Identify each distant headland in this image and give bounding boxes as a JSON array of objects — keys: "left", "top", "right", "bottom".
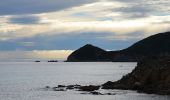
[{"left": 66, "top": 31, "right": 170, "bottom": 62}]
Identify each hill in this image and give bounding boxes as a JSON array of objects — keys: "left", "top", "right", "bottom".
[
  {"left": 67, "top": 44, "right": 110, "bottom": 62},
  {"left": 66, "top": 32, "right": 170, "bottom": 62}
]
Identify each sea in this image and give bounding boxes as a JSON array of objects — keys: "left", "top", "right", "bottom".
[{"left": 0, "top": 61, "right": 169, "bottom": 100}]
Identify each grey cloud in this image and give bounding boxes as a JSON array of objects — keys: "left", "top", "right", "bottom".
[
  {"left": 116, "top": 6, "right": 152, "bottom": 13},
  {"left": 127, "top": 13, "right": 149, "bottom": 19},
  {"left": 0, "top": 31, "right": 138, "bottom": 51},
  {"left": 117, "top": 0, "right": 170, "bottom": 12},
  {"left": 0, "top": 0, "right": 95, "bottom": 15},
  {"left": 151, "top": 21, "right": 170, "bottom": 24},
  {"left": 9, "top": 16, "right": 40, "bottom": 25},
  {"left": 110, "top": 0, "right": 170, "bottom": 19},
  {"left": 112, "top": 5, "right": 153, "bottom": 19}
]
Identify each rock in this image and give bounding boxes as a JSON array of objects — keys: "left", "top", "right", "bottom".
[
  {"left": 90, "top": 91, "right": 102, "bottom": 95},
  {"left": 58, "top": 85, "right": 66, "bottom": 88},
  {"left": 45, "top": 86, "right": 50, "bottom": 88},
  {"left": 133, "top": 82, "right": 143, "bottom": 90},
  {"left": 35, "top": 60, "right": 40, "bottom": 62},
  {"left": 53, "top": 87, "right": 66, "bottom": 91},
  {"left": 66, "top": 84, "right": 81, "bottom": 89},
  {"left": 79, "top": 85, "right": 100, "bottom": 91},
  {"left": 102, "top": 81, "right": 115, "bottom": 89},
  {"left": 48, "top": 60, "right": 58, "bottom": 62},
  {"left": 51, "top": 84, "right": 82, "bottom": 91},
  {"left": 52, "top": 85, "right": 67, "bottom": 91},
  {"left": 54, "top": 84, "right": 100, "bottom": 92},
  {"left": 105, "top": 93, "right": 116, "bottom": 95},
  {"left": 66, "top": 85, "right": 75, "bottom": 89}
]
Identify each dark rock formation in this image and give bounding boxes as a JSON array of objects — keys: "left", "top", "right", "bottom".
[
  {"left": 79, "top": 85, "right": 100, "bottom": 91},
  {"left": 90, "top": 91, "right": 103, "bottom": 95},
  {"left": 48, "top": 60, "right": 58, "bottom": 62},
  {"left": 48, "top": 84, "right": 116, "bottom": 95},
  {"left": 66, "top": 32, "right": 170, "bottom": 62},
  {"left": 35, "top": 60, "right": 40, "bottom": 62},
  {"left": 102, "top": 55, "right": 170, "bottom": 95},
  {"left": 50, "top": 84, "right": 100, "bottom": 92}
]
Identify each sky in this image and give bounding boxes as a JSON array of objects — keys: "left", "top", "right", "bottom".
[{"left": 0, "top": 0, "right": 170, "bottom": 60}]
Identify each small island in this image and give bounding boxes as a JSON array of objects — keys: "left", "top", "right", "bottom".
[
  {"left": 35, "top": 60, "right": 41, "bottom": 62},
  {"left": 48, "top": 60, "right": 58, "bottom": 62}
]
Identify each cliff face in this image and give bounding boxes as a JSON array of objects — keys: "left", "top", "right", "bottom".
[
  {"left": 102, "top": 55, "right": 170, "bottom": 95},
  {"left": 66, "top": 32, "right": 170, "bottom": 62}
]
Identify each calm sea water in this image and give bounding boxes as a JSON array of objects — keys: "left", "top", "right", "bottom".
[{"left": 0, "top": 62, "right": 169, "bottom": 100}]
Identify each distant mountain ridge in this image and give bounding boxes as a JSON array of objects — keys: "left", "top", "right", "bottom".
[{"left": 66, "top": 32, "right": 170, "bottom": 62}]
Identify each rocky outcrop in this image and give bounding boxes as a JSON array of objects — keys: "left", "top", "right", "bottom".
[
  {"left": 66, "top": 32, "right": 170, "bottom": 62},
  {"left": 79, "top": 85, "right": 100, "bottom": 91},
  {"left": 35, "top": 60, "right": 40, "bottom": 62},
  {"left": 45, "top": 84, "right": 115, "bottom": 95},
  {"left": 48, "top": 55, "right": 170, "bottom": 95},
  {"left": 102, "top": 55, "right": 170, "bottom": 95},
  {"left": 48, "top": 60, "right": 58, "bottom": 62}
]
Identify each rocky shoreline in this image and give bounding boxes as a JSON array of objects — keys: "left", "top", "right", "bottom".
[
  {"left": 46, "top": 55, "right": 170, "bottom": 95},
  {"left": 44, "top": 85, "right": 113, "bottom": 95},
  {"left": 102, "top": 55, "right": 170, "bottom": 95}
]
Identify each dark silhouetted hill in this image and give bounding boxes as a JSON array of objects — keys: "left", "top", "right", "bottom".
[
  {"left": 123, "top": 31, "right": 170, "bottom": 56},
  {"left": 66, "top": 32, "right": 170, "bottom": 62},
  {"left": 67, "top": 44, "right": 110, "bottom": 62}
]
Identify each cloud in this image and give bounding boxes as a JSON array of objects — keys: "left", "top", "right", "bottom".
[
  {"left": 115, "top": 0, "right": 170, "bottom": 12},
  {"left": 0, "top": 0, "right": 95, "bottom": 15},
  {"left": 113, "top": 6, "right": 153, "bottom": 18},
  {"left": 0, "top": 32, "right": 139, "bottom": 51},
  {"left": 0, "top": 50, "right": 73, "bottom": 60},
  {"left": 0, "top": 0, "right": 170, "bottom": 52},
  {"left": 31, "top": 50, "right": 73, "bottom": 59},
  {"left": 9, "top": 15, "right": 40, "bottom": 25}
]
